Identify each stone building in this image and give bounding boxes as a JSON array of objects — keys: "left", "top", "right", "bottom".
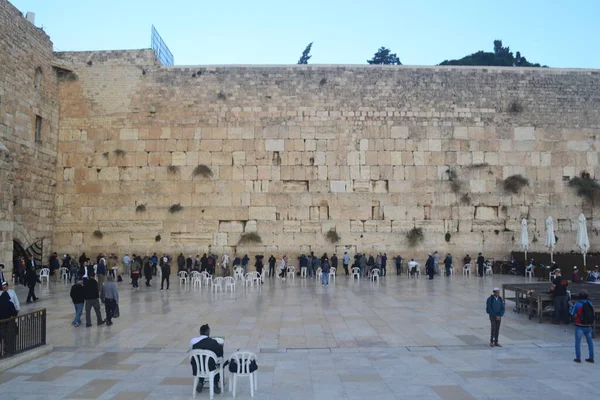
[
  {"left": 1, "top": 0, "right": 600, "bottom": 276},
  {"left": 0, "top": 0, "right": 59, "bottom": 275}
]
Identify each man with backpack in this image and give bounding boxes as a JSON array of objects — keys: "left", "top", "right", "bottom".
[{"left": 571, "top": 290, "right": 594, "bottom": 363}]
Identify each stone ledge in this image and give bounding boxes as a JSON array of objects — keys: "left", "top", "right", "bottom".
[{"left": 0, "top": 344, "right": 54, "bottom": 373}]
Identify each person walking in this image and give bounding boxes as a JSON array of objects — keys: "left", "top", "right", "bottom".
[
  {"left": 425, "top": 254, "right": 435, "bottom": 280},
  {"left": 486, "top": 287, "right": 505, "bottom": 347},
  {"left": 83, "top": 273, "right": 105, "bottom": 327},
  {"left": 144, "top": 259, "right": 153, "bottom": 287},
  {"left": 395, "top": 255, "right": 402, "bottom": 276},
  {"left": 551, "top": 269, "right": 569, "bottom": 324},
  {"left": 160, "top": 261, "right": 171, "bottom": 290},
  {"left": 70, "top": 278, "right": 85, "bottom": 327},
  {"left": 101, "top": 275, "right": 119, "bottom": 326},
  {"left": 477, "top": 253, "right": 485, "bottom": 277},
  {"left": 444, "top": 253, "right": 453, "bottom": 276},
  {"left": 342, "top": 251, "right": 350, "bottom": 276},
  {"left": 131, "top": 257, "right": 141, "bottom": 290},
  {"left": 278, "top": 255, "right": 288, "bottom": 280},
  {"left": 25, "top": 266, "right": 40, "bottom": 303},
  {"left": 571, "top": 290, "right": 595, "bottom": 363}
]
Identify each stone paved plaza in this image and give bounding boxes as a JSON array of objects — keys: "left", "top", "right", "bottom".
[{"left": 0, "top": 273, "right": 597, "bottom": 399}]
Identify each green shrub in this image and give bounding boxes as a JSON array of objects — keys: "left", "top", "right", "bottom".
[
  {"left": 407, "top": 227, "right": 424, "bottom": 247},
  {"left": 503, "top": 174, "right": 529, "bottom": 194},
  {"left": 326, "top": 229, "right": 341, "bottom": 243},
  {"left": 168, "top": 203, "right": 183, "bottom": 213},
  {"left": 238, "top": 232, "right": 262, "bottom": 245}
]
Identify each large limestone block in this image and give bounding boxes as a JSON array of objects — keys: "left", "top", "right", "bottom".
[
  {"left": 219, "top": 221, "right": 244, "bottom": 233},
  {"left": 391, "top": 126, "right": 409, "bottom": 139},
  {"left": 249, "top": 206, "right": 277, "bottom": 220},
  {"left": 329, "top": 204, "right": 371, "bottom": 220},
  {"left": 383, "top": 206, "right": 406, "bottom": 220},
  {"left": 265, "top": 139, "right": 285, "bottom": 152},
  {"left": 330, "top": 180, "right": 347, "bottom": 193},
  {"left": 515, "top": 127, "right": 535, "bottom": 140},
  {"left": 120, "top": 128, "right": 138, "bottom": 140},
  {"left": 475, "top": 206, "right": 497, "bottom": 220}
]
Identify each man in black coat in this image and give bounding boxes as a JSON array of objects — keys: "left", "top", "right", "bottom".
[
  {"left": 190, "top": 324, "right": 225, "bottom": 394},
  {"left": 25, "top": 266, "right": 40, "bottom": 303},
  {"left": 477, "top": 253, "right": 485, "bottom": 277},
  {"left": 425, "top": 254, "right": 435, "bottom": 280},
  {"left": 160, "top": 263, "right": 170, "bottom": 290},
  {"left": 83, "top": 273, "right": 104, "bottom": 327}
]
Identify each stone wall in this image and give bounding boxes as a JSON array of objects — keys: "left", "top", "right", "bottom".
[
  {"left": 0, "top": 0, "right": 60, "bottom": 273},
  {"left": 52, "top": 53, "right": 600, "bottom": 261}
]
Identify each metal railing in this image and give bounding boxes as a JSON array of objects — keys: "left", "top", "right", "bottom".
[{"left": 0, "top": 308, "right": 46, "bottom": 359}]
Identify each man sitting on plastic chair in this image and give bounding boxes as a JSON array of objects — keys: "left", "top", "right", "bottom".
[{"left": 190, "top": 324, "right": 228, "bottom": 394}]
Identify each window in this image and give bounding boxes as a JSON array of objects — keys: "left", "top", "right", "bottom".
[
  {"left": 34, "top": 67, "right": 42, "bottom": 89},
  {"left": 35, "top": 115, "right": 42, "bottom": 142}
]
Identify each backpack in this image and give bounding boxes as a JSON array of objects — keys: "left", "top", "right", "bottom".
[{"left": 581, "top": 302, "right": 595, "bottom": 325}]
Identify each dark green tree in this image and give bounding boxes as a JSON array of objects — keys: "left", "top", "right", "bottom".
[
  {"left": 367, "top": 47, "right": 402, "bottom": 65},
  {"left": 298, "top": 42, "right": 313, "bottom": 64},
  {"left": 439, "top": 40, "right": 546, "bottom": 67}
]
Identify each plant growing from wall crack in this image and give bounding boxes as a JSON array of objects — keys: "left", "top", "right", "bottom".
[
  {"left": 93, "top": 230, "right": 103, "bottom": 239},
  {"left": 503, "top": 174, "right": 529, "bottom": 194},
  {"left": 114, "top": 149, "right": 126, "bottom": 156},
  {"left": 407, "top": 227, "right": 424, "bottom": 247},
  {"left": 568, "top": 171, "right": 600, "bottom": 202},
  {"left": 135, "top": 204, "right": 146, "bottom": 213},
  {"left": 326, "top": 229, "right": 341, "bottom": 243},
  {"left": 168, "top": 203, "right": 183, "bottom": 213},
  {"left": 238, "top": 232, "right": 262, "bottom": 245},
  {"left": 193, "top": 164, "right": 213, "bottom": 178}
]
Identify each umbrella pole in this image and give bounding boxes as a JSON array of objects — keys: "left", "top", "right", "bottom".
[
  {"left": 524, "top": 249, "right": 527, "bottom": 264},
  {"left": 550, "top": 248, "right": 553, "bottom": 264},
  {"left": 583, "top": 252, "right": 587, "bottom": 268}
]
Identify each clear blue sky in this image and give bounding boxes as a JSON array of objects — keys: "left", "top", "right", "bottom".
[{"left": 10, "top": 0, "right": 600, "bottom": 68}]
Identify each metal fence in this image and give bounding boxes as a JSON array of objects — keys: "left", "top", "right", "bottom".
[
  {"left": 0, "top": 308, "right": 46, "bottom": 359},
  {"left": 151, "top": 25, "right": 174, "bottom": 66}
]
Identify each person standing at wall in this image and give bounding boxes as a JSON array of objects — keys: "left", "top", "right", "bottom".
[
  {"left": 25, "top": 266, "right": 40, "bottom": 303},
  {"left": 486, "top": 288, "right": 505, "bottom": 347},
  {"left": 70, "top": 278, "right": 84, "bottom": 327},
  {"left": 321, "top": 255, "right": 330, "bottom": 286},
  {"left": 444, "top": 253, "right": 453, "bottom": 276},
  {"left": 432, "top": 251, "right": 440, "bottom": 275},
  {"left": 131, "top": 257, "right": 141, "bottom": 290},
  {"left": 83, "top": 273, "right": 104, "bottom": 327},
  {"left": 278, "top": 255, "right": 288, "bottom": 280},
  {"left": 241, "top": 254, "right": 249, "bottom": 275},
  {"left": 343, "top": 251, "right": 350, "bottom": 276},
  {"left": 101, "top": 275, "right": 119, "bottom": 326},
  {"left": 177, "top": 253, "right": 186, "bottom": 273},
  {"left": 122, "top": 254, "right": 131, "bottom": 275},
  {"left": 395, "top": 255, "right": 402, "bottom": 276},
  {"left": 381, "top": 253, "right": 387, "bottom": 277},
  {"left": 331, "top": 253, "right": 338, "bottom": 276},
  {"left": 97, "top": 254, "right": 107, "bottom": 290},
  {"left": 425, "top": 254, "right": 435, "bottom": 280},
  {"left": 477, "top": 253, "right": 485, "bottom": 277},
  {"left": 160, "top": 261, "right": 171, "bottom": 290},
  {"left": 268, "top": 255, "right": 276, "bottom": 278}
]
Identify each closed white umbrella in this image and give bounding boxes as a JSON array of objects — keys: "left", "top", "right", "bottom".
[
  {"left": 577, "top": 213, "right": 590, "bottom": 268},
  {"left": 520, "top": 218, "right": 529, "bottom": 263},
  {"left": 545, "top": 216, "right": 556, "bottom": 263}
]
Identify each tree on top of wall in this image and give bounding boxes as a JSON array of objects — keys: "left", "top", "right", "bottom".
[
  {"left": 367, "top": 47, "right": 402, "bottom": 65},
  {"left": 439, "top": 40, "right": 547, "bottom": 67},
  {"left": 298, "top": 42, "right": 313, "bottom": 64}
]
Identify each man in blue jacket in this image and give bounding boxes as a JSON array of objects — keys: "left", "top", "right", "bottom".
[{"left": 486, "top": 287, "right": 505, "bottom": 347}]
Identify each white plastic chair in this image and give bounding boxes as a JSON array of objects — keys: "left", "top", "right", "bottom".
[
  {"left": 371, "top": 269, "right": 380, "bottom": 282},
  {"left": 212, "top": 277, "right": 224, "bottom": 293},
  {"left": 484, "top": 262, "right": 493, "bottom": 277},
  {"left": 202, "top": 272, "right": 213, "bottom": 287},
  {"left": 39, "top": 268, "right": 50, "bottom": 285},
  {"left": 243, "top": 273, "right": 254, "bottom": 288},
  {"left": 179, "top": 271, "right": 189, "bottom": 287},
  {"left": 329, "top": 267, "right": 336, "bottom": 284},
  {"left": 59, "top": 267, "right": 69, "bottom": 283},
  {"left": 463, "top": 263, "right": 471, "bottom": 276},
  {"left": 300, "top": 267, "right": 307, "bottom": 278},
  {"left": 93, "top": 264, "right": 98, "bottom": 275},
  {"left": 228, "top": 351, "right": 258, "bottom": 397},
  {"left": 315, "top": 267, "right": 322, "bottom": 281},
  {"left": 351, "top": 267, "right": 360, "bottom": 281},
  {"left": 254, "top": 272, "right": 263, "bottom": 285},
  {"left": 224, "top": 276, "right": 236, "bottom": 292},
  {"left": 286, "top": 266, "right": 295, "bottom": 281},
  {"left": 408, "top": 263, "right": 420, "bottom": 279},
  {"left": 234, "top": 267, "right": 244, "bottom": 281},
  {"left": 525, "top": 267, "right": 534, "bottom": 279},
  {"left": 549, "top": 270, "right": 556, "bottom": 282},
  {"left": 191, "top": 271, "right": 202, "bottom": 289},
  {"left": 190, "top": 350, "right": 225, "bottom": 399}
]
